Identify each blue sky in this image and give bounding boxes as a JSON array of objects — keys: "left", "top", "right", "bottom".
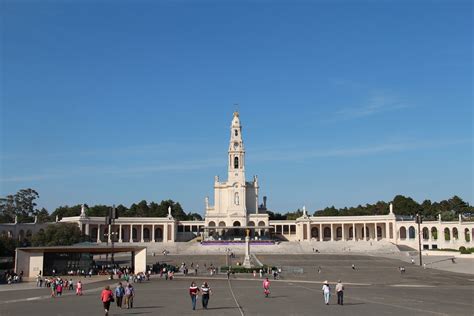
[{"left": 1, "top": 0, "right": 472, "bottom": 215}]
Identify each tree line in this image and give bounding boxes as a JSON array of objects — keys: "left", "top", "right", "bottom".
[
  {"left": 0, "top": 188, "right": 202, "bottom": 224},
  {"left": 268, "top": 195, "right": 473, "bottom": 221},
  {"left": 1, "top": 189, "right": 472, "bottom": 224}
]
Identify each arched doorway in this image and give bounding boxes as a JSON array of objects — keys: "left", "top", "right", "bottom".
[
  {"left": 399, "top": 227, "right": 407, "bottom": 239},
  {"left": 465, "top": 228, "right": 470, "bottom": 242},
  {"left": 444, "top": 228, "right": 450, "bottom": 241},
  {"left": 431, "top": 227, "right": 438, "bottom": 240},
  {"left": 336, "top": 227, "right": 342, "bottom": 240},
  {"left": 208, "top": 221, "right": 216, "bottom": 238},
  {"left": 377, "top": 226, "right": 382, "bottom": 238},
  {"left": 452, "top": 228, "right": 458, "bottom": 240},
  {"left": 311, "top": 227, "right": 319, "bottom": 239},
  {"left": 233, "top": 221, "right": 242, "bottom": 237},
  {"left": 422, "top": 227, "right": 429, "bottom": 240},
  {"left": 349, "top": 227, "right": 354, "bottom": 239},
  {"left": 143, "top": 228, "right": 150, "bottom": 241},
  {"left": 323, "top": 227, "right": 331, "bottom": 240},
  {"left": 408, "top": 226, "right": 416, "bottom": 239},
  {"left": 18, "top": 230, "right": 25, "bottom": 241},
  {"left": 132, "top": 228, "right": 138, "bottom": 242},
  {"left": 154, "top": 227, "right": 163, "bottom": 241}
]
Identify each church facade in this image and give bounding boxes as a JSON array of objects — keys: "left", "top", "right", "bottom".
[
  {"left": 203, "top": 112, "right": 269, "bottom": 238},
  {"left": 1, "top": 112, "right": 473, "bottom": 250}
]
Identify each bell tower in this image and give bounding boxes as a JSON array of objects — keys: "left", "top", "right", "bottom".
[{"left": 228, "top": 111, "right": 245, "bottom": 184}]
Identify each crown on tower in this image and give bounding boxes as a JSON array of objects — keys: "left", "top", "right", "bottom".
[{"left": 233, "top": 111, "right": 239, "bottom": 117}]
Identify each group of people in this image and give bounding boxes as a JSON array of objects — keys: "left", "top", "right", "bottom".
[
  {"left": 3, "top": 270, "right": 22, "bottom": 284},
  {"left": 321, "top": 280, "right": 345, "bottom": 305},
  {"left": 189, "top": 281, "right": 212, "bottom": 310},
  {"left": 46, "top": 277, "right": 83, "bottom": 297},
  {"left": 100, "top": 282, "right": 135, "bottom": 315}
]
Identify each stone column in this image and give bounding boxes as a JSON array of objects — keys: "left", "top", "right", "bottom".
[
  {"left": 319, "top": 223, "right": 323, "bottom": 241},
  {"left": 85, "top": 223, "right": 90, "bottom": 236},
  {"left": 163, "top": 224, "right": 168, "bottom": 243},
  {"left": 97, "top": 224, "right": 101, "bottom": 243},
  {"left": 171, "top": 223, "right": 176, "bottom": 242},
  {"left": 306, "top": 222, "right": 311, "bottom": 241},
  {"left": 342, "top": 224, "right": 345, "bottom": 241},
  {"left": 353, "top": 223, "right": 356, "bottom": 241},
  {"left": 108, "top": 225, "right": 112, "bottom": 243},
  {"left": 330, "top": 224, "right": 334, "bottom": 241},
  {"left": 363, "top": 223, "right": 367, "bottom": 241},
  {"left": 141, "top": 225, "right": 144, "bottom": 242},
  {"left": 152, "top": 225, "right": 155, "bottom": 242},
  {"left": 130, "top": 225, "right": 134, "bottom": 243},
  {"left": 119, "top": 224, "right": 122, "bottom": 243}
]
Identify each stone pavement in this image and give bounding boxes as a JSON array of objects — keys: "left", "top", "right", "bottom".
[{"left": 1, "top": 254, "right": 473, "bottom": 315}]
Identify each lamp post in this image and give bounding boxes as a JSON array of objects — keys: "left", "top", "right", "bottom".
[
  {"left": 416, "top": 213, "right": 423, "bottom": 266},
  {"left": 104, "top": 205, "right": 119, "bottom": 279}
]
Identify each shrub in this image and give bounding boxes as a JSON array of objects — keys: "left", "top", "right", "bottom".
[{"left": 220, "top": 265, "right": 275, "bottom": 273}]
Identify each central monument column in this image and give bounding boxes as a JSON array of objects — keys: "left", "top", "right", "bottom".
[{"left": 243, "top": 229, "right": 252, "bottom": 268}]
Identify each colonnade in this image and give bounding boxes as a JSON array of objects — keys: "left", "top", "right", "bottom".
[{"left": 83, "top": 223, "right": 174, "bottom": 243}]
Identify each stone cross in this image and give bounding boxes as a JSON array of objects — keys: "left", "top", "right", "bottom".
[
  {"left": 303, "top": 205, "right": 307, "bottom": 216},
  {"left": 389, "top": 203, "right": 393, "bottom": 214}
]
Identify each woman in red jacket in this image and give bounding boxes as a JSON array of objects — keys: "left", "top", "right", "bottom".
[
  {"left": 189, "top": 281, "right": 200, "bottom": 310},
  {"left": 101, "top": 285, "right": 114, "bottom": 316}
]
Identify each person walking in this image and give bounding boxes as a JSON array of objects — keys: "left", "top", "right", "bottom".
[
  {"left": 124, "top": 283, "right": 135, "bottom": 309},
  {"left": 76, "top": 280, "right": 83, "bottom": 295},
  {"left": 56, "top": 282, "right": 63, "bottom": 296},
  {"left": 201, "top": 282, "right": 212, "bottom": 309},
  {"left": 263, "top": 277, "right": 271, "bottom": 297},
  {"left": 100, "top": 285, "right": 114, "bottom": 316},
  {"left": 322, "top": 281, "right": 331, "bottom": 305},
  {"left": 336, "top": 280, "right": 344, "bottom": 305},
  {"left": 115, "top": 282, "right": 125, "bottom": 308},
  {"left": 36, "top": 274, "right": 42, "bottom": 287},
  {"left": 189, "top": 281, "right": 200, "bottom": 310},
  {"left": 69, "top": 279, "right": 74, "bottom": 291}
]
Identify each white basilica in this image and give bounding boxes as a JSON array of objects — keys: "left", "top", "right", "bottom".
[
  {"left": 203, "top": 112, "right": 269, "bottom": 238},
  {"left": 1, "top": 112, "right": 473, "bottom": 251}
]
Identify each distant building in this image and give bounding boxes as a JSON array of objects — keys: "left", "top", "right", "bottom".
[{"left": 2, "top": 112, "right": 473, "bottom": 250}]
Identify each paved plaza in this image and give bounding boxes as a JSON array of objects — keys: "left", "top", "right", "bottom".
[{"left": 1, "top": 254, "right": 473, "bottom": 316}]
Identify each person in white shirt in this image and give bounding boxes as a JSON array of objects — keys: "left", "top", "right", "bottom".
[{"left": 322, "top": 281, "right": 331, "bottom": 305}]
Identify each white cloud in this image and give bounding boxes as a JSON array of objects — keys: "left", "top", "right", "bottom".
[{"left": 331, "top": 92, "right": 409, "bottom": 121}]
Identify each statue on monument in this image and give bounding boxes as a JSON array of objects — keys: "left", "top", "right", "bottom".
[{"left": 168, "top": 206, "right": 172, "bottom": 217}]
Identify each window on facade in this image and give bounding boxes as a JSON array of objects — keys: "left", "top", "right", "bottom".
[
  {"left": 235, "top": 129, "right": 238, "bottom": 136},
  {"left": 234, "top": 157, "right": 239, "bottom": 169}
]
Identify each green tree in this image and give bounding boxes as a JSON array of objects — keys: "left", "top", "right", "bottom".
[
  {"left": 0, "top": 236, "right": 20, "bottom": 257},
  {"left": 50, "top": 205, "right": 81, "bottom": 220},
  {"left": 392, "top": 195, "right": 420, "bottom": 216},
  {"left": 87, "top": 205, "right": 111, "bottom": 217},
  {"left": 0, "top": 188, "right": 40, "bottom": 223},
  {"left": 286, "top": 209, "right": 303, "bottom": 220},
  {"left": 267, "top": 211, "right": 286, "bottom": 220},
  {"left": 36, "top": 208, "right": 52, "bottom": 223},
  {"left": 31, "top": 223, "right": 85, "bottom": 246}
]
